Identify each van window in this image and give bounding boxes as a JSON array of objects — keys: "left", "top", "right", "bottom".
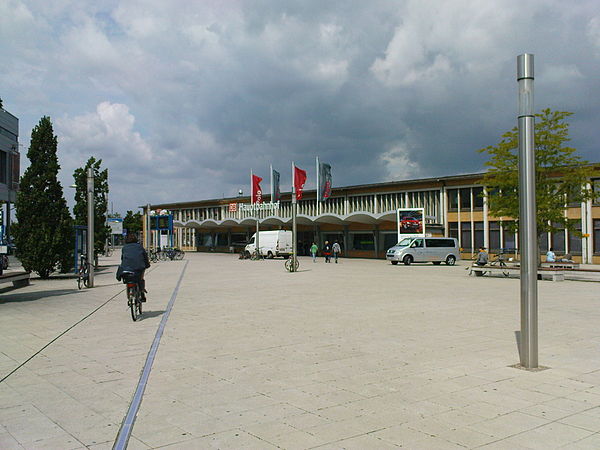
[
  {"left": 426, "top": 238, "right": 456, "bottom": 248},
  {"left": 398, "top": 238, "right": 413, "bottom": 246},
  {"left": 411, "top": 239, "right": 424, "bottom": 248}
]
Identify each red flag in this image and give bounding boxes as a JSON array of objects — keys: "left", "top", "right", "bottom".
[
  {"left": 294, "top": 166, "right": 307, "bottom": 200},
  {"left": 252, "top": 174, "right": 263, "bottom": 204}
]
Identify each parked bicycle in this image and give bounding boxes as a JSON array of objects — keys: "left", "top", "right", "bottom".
[
  {"left": 474, "top": 249, "right": 510, "bottom": 277},
  {"left": 149, "top": 248, "right": 160, "bottom": 263},
  {"left": 121, "top": 270, "right": 143, "bottom": 321},
  {"left": 77, "top": 254, "right": 90, "bottom": 289},
  {"left": 284, "top": 256, "right": 299, "bottom": 272},
  {"left": 160, "top": 247, "right": 185, "bottom": 261}
]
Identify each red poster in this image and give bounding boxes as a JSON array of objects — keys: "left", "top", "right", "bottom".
[
  {"left": 252, "top": 174, "right": 263, "bottom": 204},
  {"left": 294, "top": 166, "right": 307, "bottom": 200}
]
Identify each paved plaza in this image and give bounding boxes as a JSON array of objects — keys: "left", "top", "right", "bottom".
[{"left": 1, "top": 252, "right": 600, "bottom": 449}]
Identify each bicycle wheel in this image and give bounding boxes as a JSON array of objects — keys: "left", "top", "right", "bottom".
[
  {"left": 175, "top": 250, "right": 185, "bottom": 260},
  {"left": 129, "top": 287, "right": 140, "bottom": 321},
  {"left": 82, "top": 267, "right": 89, "bottom": 288},
  {"left": 500, "top": 262, "right": 510, "bottom": 277},
  {"left": 77, "top": 272, "right": 83, "bottom": 289},
  {"left": 285, "top": 258, "right": 299, "bottom": 272},
  {"left": 136, "top": 291, "right": 143, "bottom": 317}
]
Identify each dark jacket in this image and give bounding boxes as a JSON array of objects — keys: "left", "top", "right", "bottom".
[{"left": 120, "top": 243, "right": 150, "bottom": 272}]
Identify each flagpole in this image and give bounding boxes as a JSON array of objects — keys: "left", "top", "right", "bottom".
[
  {"left": 316, "top": 156, "right": 320, "bottom": 216},
  {"left": 251, "top": 169, "right": 260, "bottom": 259},
  {"left": 292, "top": 161, "right": 297, "bottom": 273},
  {"left": 270, "top": 164, "right": 273, "bottom": 201}
]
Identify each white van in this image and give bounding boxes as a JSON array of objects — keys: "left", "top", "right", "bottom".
[
  {"left": 245, "top": 230, "right": 292, "bottom": 259},
  {"left": 386, "top": 237, "right": 460, "bottom": 266}
]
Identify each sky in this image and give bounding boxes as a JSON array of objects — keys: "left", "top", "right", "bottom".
[{"left": 2, "top": 0, "right": 600, "bottom": 215}]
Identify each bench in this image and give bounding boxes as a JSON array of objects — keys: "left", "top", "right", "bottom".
[
  {"left": 0, "top": 271, "right": 31, "bottom": 288},
  {"left": 469, "top": 264, "right": 565, "bottom": 281},
  {"left": 541, "top": 262, "right": 580, "bottom": 270}
]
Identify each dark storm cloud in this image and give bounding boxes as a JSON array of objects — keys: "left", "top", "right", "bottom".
[{"left": 2, "top": 0, "right": 600, "bottom": 213}]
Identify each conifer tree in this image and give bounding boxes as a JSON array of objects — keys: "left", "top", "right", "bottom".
[
  {"left": 73, "top": 157, "right": 109, "bottom": 264},
  {"left": 14, "top": 116, "right": 73, "bottom": 277}
]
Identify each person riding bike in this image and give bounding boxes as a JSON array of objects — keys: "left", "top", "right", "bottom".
[{"left": 117, "top": 234, "right": 150, "bottom": 301}]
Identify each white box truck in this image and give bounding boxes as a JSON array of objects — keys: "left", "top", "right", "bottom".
[{"left": 245, "top": 230, "right": 292, "bottom": 259}]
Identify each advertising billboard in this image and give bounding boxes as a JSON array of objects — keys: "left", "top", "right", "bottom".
[
  {"left": 107, "top": 217, "right": 123, "bottom": 235},
  {"left": 397, "top": 208, "right": 425, "bottom": 241}
]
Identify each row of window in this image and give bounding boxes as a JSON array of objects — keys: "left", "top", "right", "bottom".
[
  {"left": 447, "top": 187, "right": 484, "bottom": 210},
  {"left": 448, "top": 221, "right": 600, "bottom": 254}
]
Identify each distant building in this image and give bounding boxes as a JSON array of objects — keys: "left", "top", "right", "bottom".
[
  {"left": 146, "top": 166, "right": 600, "bottom": 264},
  {"left": 0, "top": 105, "right": 20, "bottom": 239}
]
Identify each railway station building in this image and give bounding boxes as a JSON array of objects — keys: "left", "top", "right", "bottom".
[{"left": 145, "top": 166, "right": 600, "bottom": 264}]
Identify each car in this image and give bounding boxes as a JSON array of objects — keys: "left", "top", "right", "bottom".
[{"left": 400, "top": 217, "right": 422, "bottom": 233}]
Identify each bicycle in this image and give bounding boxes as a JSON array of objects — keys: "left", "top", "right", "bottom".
[
  {"left": 104, "top": 246, "right": 113, "bottom": 257},
  {"left": 77, "top": 254, "right": 90, "bottom": 289},
  {"left": 284, "top": 256, "right": 299, "bottom": 272},
  {"left": 121, "top": 271, "right": 143, "bottom": 321},
  {"left": 174, "top": 248, "right": 185, "bottom": 260},
  {"left": 149, "top": 248, "right": 160, "bottom": 263}
]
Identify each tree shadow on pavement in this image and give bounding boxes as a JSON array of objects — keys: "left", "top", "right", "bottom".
[
  {"left": 138, "top": 310, "right": 165, "bottom": 320},
  {"left": 0, "top": 288, "right": 81, "bottom": 304}
]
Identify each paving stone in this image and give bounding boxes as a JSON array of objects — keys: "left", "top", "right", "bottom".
[{"left": 2, "top": 252, "right": 600, "bottom": 448}]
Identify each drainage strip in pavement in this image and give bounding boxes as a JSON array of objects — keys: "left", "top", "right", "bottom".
[{"left": 113, "top": 261, "right": 189, "bottom": 450}]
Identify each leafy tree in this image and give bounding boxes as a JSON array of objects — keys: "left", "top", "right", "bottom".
[
  {"left": 73, "top": 157, "right": 109, "bottom": 263},
  {"left": 123, "top": 210, "right": 143, "bottom": 234},
  {"left": 478, "top": 108, "right": 594, "bottom": 235},
  {"left": 14, "top": 116, "right": 73, "bottom": 277}
]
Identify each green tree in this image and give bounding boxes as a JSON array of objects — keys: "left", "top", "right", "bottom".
[
  {"left": 123, "top": 210, "right": 143, "bottom": 234},
  {"left": 479, "top": 108, "right": 593, "bottom": 235},
  {"left": 14, "top": 116, "right": 73, "bottom": 277},
  {"left": 73, "top": 157, "right": 109, "bottom": 263}
]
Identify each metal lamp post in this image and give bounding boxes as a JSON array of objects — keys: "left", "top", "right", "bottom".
[
  {"left": 87, "top": 168, "right": 95, "bottom": 288},
  {"left": 291, "top": 163, "right": 297, "bottom": 272},
  {"left": 517, "top": 53, "right": 538, "bottom": 369}
]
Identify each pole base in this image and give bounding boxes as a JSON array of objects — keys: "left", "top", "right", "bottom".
[{"left": 509, "top": 363, "right": 549, "bottom": 372}]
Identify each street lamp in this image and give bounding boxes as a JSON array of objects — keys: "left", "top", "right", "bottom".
[{"left": 87, "top": 168, "right": 94, "bottom": 287}]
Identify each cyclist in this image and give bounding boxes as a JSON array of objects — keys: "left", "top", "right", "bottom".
[{"left": 117, "top": 234, "right": 150, "bottom": 302}]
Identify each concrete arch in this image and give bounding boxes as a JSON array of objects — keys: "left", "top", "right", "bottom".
[
  {"left": 375, "top": 211, "right": 398, "bottom": 223},
  {"left": 344, "top": 212, "right": 378, "bottom": 224},
  {"left": 314, "top": 214, "right": 345, "bottom": 225},
  {"left": 261, "top": 216, "right": 287, "bottom": 226}
]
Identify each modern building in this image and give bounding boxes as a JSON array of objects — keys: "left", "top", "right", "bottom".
[
  {"left": 0, "top": 105, "right": 20, "bottom": 239},
  {"left": 145, "top": 166, "right": 600, "bottom": 264}
]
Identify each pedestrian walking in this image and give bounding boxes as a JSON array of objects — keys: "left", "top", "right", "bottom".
[
  {"left": 310, "top": 242, "right": 318, "bottom": 263},
  {"left": 322, "top": 241, "right": 332, "bottom": 263},
  {"left": 332, "top": 241, "right": 341, "bottom": 263}
]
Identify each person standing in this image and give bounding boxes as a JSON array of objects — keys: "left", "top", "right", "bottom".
[
  {"left": 322, "top": 241, "right": 332, "bottom": 263},
  {"left": 332, "top": 241, "right": 341, "bottom": 263},
  {"left": 310, "top": 242, "right": 318, "bottom": 263}
]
